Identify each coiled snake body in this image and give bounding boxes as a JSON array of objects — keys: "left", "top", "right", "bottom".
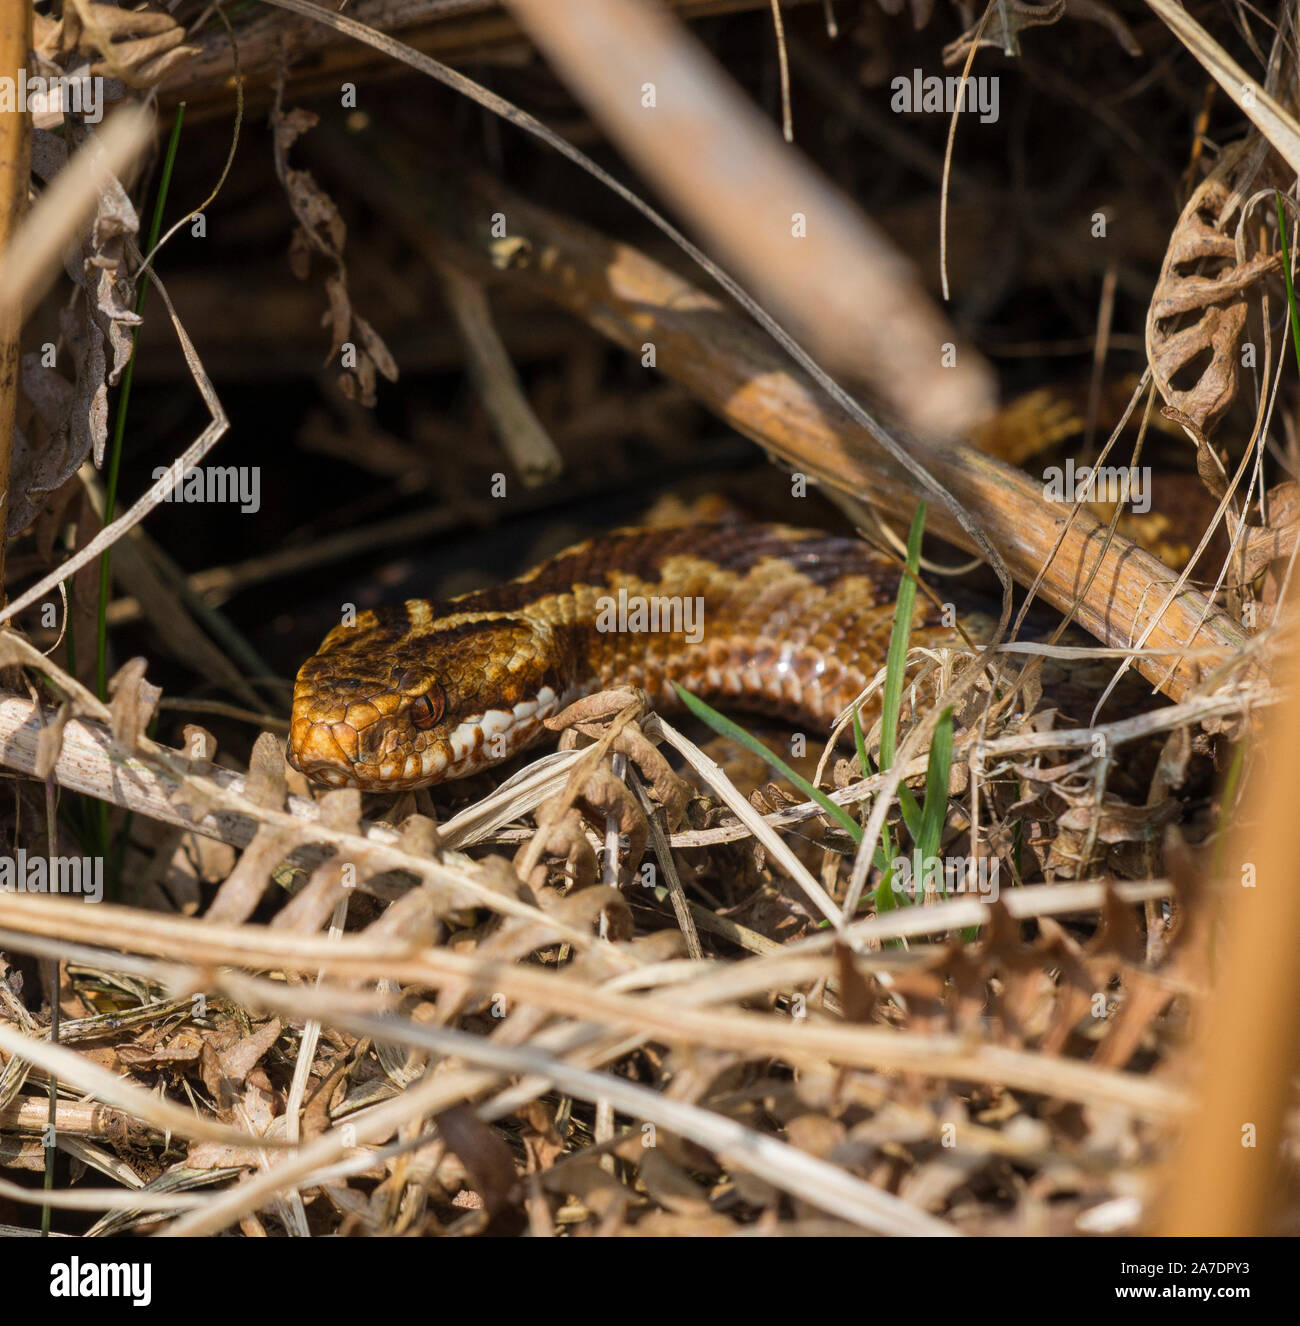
[{"left": 288, "top": 523, "right": 961, "bottom": 791}]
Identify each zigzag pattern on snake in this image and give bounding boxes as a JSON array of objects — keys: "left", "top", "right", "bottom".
[{"left": 287, "top": 523, "right": 982, "bottom": 791}]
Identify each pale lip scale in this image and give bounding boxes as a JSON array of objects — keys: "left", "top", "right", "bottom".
[{"left": 291, "top": 685, "right": 561, "bottom": 790}]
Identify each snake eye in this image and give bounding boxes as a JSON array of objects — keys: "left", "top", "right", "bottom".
[{"left": 409, "top": 686, "right": 445, "bottom": 731}]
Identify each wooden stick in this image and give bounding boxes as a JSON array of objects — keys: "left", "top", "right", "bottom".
[{"left": 0, "top": 694, "right": 280, "bottom": 850}]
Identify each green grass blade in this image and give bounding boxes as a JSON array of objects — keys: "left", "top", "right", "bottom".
[
  {"left": 868, "top": 503, "right": 926, "bottom": 911},
  {"left": 878, "top": 502, "right": 926, "bottom": 772},
  {"left": 1276, "top": 191, "right": 1300, "bottom": 387},
  {"left": 852, "top": 701, "right": 923, "bottom": 839},
  {"left": 672, "top": 683, "right": 873, "bottom": 849},
  {"left": 852, "top": 703, "right": 871, "bottom": 779},
  {"left": 917, "top": 707, "right": 954, "bottom": 861},
  {"left": 874, "top": 826, "right": 901, "bottom": 911},
  {"left": 96, "top": 103, "right": 186, "bottom": 701},
  {"left": 897, "top": 782, "right": 923, "bottom": 843},
  {"left": 915, "top": 707, "right": 954, "bottom": 897}
]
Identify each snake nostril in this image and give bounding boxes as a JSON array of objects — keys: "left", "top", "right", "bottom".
[
  {"left": 357, "top": 718, "right": 397, "bottom": 761},
  {"left": 330, "top": 722, "right": 359, "bottom": 762}
]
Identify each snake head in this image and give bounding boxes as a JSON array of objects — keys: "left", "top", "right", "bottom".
[{"left": 287, "top": 604, "right": 563, "bottom": 790}]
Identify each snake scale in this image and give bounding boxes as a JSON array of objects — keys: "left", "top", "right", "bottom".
[{"left": 288, "top": 523, "right": 972, "bottom": 791}]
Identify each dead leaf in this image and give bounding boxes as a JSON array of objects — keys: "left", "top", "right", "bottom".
[
  {"left": 107, "top": 657, "right": 160, "bottom": 748},
  {"left": 12, "top": 126, "right": 142, "bottom": 535},
  {"left": 944, "top": 0, "right": 1066, "bottom": 62},
  {"left": 59, "top": 1, "right": 196, "bottom": 87},
  {"left": 434, "top": 1104, "right": 519, "bottom": 1216},
  {"left": 1146, "top": 138, "right": 1280, "bottom": 439},
  {"left": 270, "top": 85, "right": 398, "bottom": 408},
  {"left": 218, "top": 1018, "right": 283, "bottom": 1088}
]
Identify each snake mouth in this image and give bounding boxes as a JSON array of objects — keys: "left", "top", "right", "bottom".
[
  {"left": 288, "top": 709, "right": 458, "bottom": 790},
  {"left": 294, "top": 763, "right": 353, "bottom": 788},
  {"left": 286, "top": 718, "right": 363, "bottom": 785}
]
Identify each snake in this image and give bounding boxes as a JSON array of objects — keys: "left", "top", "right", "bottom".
[{"left": 287, "top": 522, "right": 968, "bottom": 791}]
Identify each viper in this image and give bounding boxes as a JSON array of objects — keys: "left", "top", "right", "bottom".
[{"left": 287, "top": 522, "right": 973, "bottom": 791}]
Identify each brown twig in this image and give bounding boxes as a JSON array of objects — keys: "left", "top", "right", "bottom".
[{"left": 434, "top": 257, "right": 563, "bottom": 485}]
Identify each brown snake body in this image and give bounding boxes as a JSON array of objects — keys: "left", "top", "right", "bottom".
[{"left": 288, "top": 523, "right": 969, "bottom": 790}]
